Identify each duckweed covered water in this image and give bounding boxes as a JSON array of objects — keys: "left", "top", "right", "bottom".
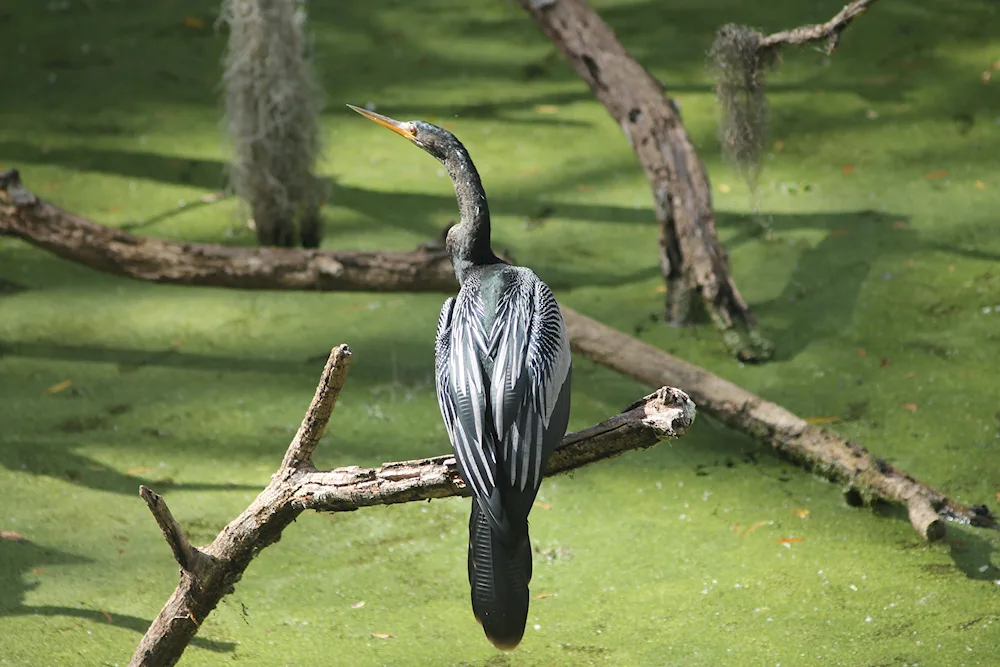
[{"left": 2, "top": 0, "right": 999, "bottom": 665}]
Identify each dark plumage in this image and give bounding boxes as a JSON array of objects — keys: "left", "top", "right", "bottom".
[{"left": 349, "top": 105, "right": 572, "bottom": 650}]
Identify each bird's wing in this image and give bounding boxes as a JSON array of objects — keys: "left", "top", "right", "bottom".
[
  {"left": 489, "top": 274, "right": 571, "bottom": 492},
  {"left": 435, "top": 294, "right": 497, "bottom": 506}
]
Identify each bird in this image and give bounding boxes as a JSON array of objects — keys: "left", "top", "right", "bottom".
[{"left": 349, "top": 104, "right": 572, "bottom": 650}]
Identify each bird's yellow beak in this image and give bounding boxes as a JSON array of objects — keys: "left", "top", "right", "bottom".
[{"left": 347, "top": 104, "right": 416, "bottom": 142}]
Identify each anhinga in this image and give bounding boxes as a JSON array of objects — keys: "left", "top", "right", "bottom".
[{"left": 349, "top": 104, "right": 572, "bottom": 650}]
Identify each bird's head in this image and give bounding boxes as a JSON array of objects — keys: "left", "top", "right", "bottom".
[{"left": 348, "top": 104, "right": 459, "bottom": 163}]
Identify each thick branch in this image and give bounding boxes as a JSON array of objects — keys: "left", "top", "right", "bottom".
[
  {"left": 759, "top": 0, "right": 881, "bottom": 53},
  {"left": 129, "top": 345, "right": 694, "bottom": 667},
  {"left": 517, "top": 0, "right": 771, "bottom": 362},
  {"left": 0, "top": 169, "right": 459, "bottom": 293},
  {"left": 561, "top": 308, "right": 996, "bottom": 539},
  {"left": 293, "top": 386, "right": 695, "bottom": 511}
]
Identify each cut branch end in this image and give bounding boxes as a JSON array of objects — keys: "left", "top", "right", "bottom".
[{"left": 907, "top": 499, "right": 946, "bottom": 542}]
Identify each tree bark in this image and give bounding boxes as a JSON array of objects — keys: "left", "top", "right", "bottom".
[
  {"left": 0, "top": 170, "right": 459, "bottom": 293},
  {"left": 759, "top": 0, "right": 881, "bottom": 53},
  {"left": 561, "top": 308, "right": 995, "bottom": 539},
  {"left": 517, "top": 0, "right": 772, "bottom": 362},
  {"left": 2, "top": 169, "right": 994, "bottom": 542},
  {"left": 129, "top": 345, "right": 695, "bottom": 666}
]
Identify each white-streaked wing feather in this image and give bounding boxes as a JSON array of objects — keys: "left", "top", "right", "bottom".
[
  {"left": 437, "top": 292, "right": 496, "bottom": 502},
  {"left": 524, "top": 279, "right": 570, "bottom": 488},
  {"left": 488, "top": 280, "right": 532, "bottom": 456},
  {"left": 528, "top": 280, "right": 571, "bottom": 428},
  {"left": 488, "top": 270, "right": 571, "bottom": 491}
]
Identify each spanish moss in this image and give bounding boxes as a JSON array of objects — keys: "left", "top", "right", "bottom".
[
  {"left": 219, "top": 0, "right": 326, "bottom": 248},
  {"left": 709, "top": 24, "right": 777, "bottom": 195}
]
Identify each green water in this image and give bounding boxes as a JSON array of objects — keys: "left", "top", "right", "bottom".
[{"left": 2, "top": 0, "right": 999, "bottom": 665}]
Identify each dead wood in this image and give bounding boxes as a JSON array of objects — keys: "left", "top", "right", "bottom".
[
  {"left": 517, "top": 0, "right": 772, "bottom": 363},
  {"left": 711, "top": 1, "right": 882, "bottom": 187},
  {"left": 759, "top": 0, "right": 881, "bottom": 54},
  {"left": 0, "top": 169, "right": 458, "bottom": 293},
  {"left": 128, "top": 345, "right": 695, "bottom": 666},
  {"left": 561, "top": 308, "right": 996, "bottom": 540},
  {"left": 3, "top": 168, "right": 994, "bottom": 544}
]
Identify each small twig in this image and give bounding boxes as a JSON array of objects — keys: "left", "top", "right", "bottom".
[
  {"left": 138, "top": 486, "right": 198, "bottom": 572},
  {"left": 120, "top": 192, "right": 229, "bottom": 231},
  {"left": 759, "top": 0, "right": 881, "bottom": 54},
  {"left": 279, "top": 344, "right": 352, "bottom": 472}
]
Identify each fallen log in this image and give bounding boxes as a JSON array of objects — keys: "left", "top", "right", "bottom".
[
  {"left": 2, "top": 168, "right": 994, "bottom": 542},
  {"left": 0, "top": 169, "right": 459, "bottom": 293}
]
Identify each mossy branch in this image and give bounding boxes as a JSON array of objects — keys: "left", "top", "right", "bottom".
[
  {"left": 128, "top": 345, "right": 695, "bottom": 666},
  {"left": 710, "top": 0, "right": 882, "bottom": 194},
  {"left": 517, "top": 0, "right": 772, "bottom": 362},
  {"left": 758, "top": 0, "right": 882, "bottom": 53}
]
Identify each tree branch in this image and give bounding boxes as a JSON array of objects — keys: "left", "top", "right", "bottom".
[
  {"left": 138, "top": 486, "right": 200, "bottom": 572},
  {"left": 759, "top": 0, "right": 881, "bottom": 54},
  {"left": 517, "top": 0, "right": 772, "bottom": 362},
  {"left": 128, "top": 345, "right": 695, "bottom": 666},
  {"left": 0, "top": 169, "right": 460, "bottom": 293},
  {"left": 279, "top": 345, "right": 352, "bottom": 471},
  {"left": 561, "top": 308, "right": 996, "bottom": 539},
  {"left": 4, "top": 168, "right": 993, "bottom": 541},
  {"left": 294, "top": 386, "right": 695, "bottom": 512}
]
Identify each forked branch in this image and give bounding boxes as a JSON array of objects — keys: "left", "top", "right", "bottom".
[
  {"left": 711, "top": 0, "right": 882, "bottom": 192},
  {"left": 129, "top": 345, "right": 696, "bottom": 666}
]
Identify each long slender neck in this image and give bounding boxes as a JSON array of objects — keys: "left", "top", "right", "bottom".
[{"left": 442, "top": 145, "right": 497, "bottom": 282}]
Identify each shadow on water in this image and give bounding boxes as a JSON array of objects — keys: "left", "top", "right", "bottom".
[
  {"left": 0, "top": 342, "right": 303, "bottom": 494},
  {"left": 0, "top": 430, "right": 263, "bottom": 496},
  {"left": 1, "top": 0, "right": 996, "bottom": 141},
  {"left": 0, "top": 537, "right": 235, "bottom": 653},
  {"left": 6, "top": 140, "right": 989, "bottom": 308},
  {"left": 0, "top": 339, "right": 316, "bottom": 376},
  {"left": 879, "top": 505, "right": 1000, "bottom": 581},
  {"left": 0, "top": 141, "right": 651, "bottom": 236}
]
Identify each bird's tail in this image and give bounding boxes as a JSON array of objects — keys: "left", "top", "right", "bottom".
[{"left": 468, "top": 499, "right": 532, "bottom": 651}]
